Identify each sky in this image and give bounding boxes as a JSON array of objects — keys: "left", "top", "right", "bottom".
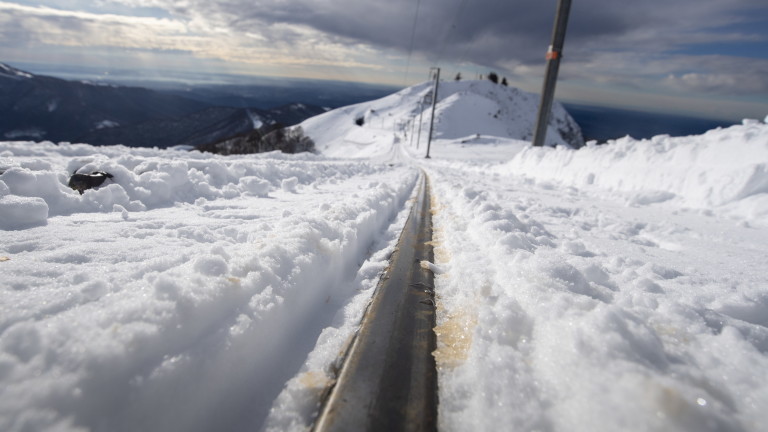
[{"left": 0, "top": 0, "right": 767, "bottom": 121}]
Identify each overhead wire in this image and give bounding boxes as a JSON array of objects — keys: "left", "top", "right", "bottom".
[
  {"left": 406, "top": 0, "right": 468, "bottom": 153},
  {"left": 403, "top": 0, "right": 424, "bottom": 86},
  {"left": 433, "top": 0, "right": 468, "bottom": 68}
]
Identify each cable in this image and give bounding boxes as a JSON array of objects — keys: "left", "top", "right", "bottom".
[
  {"left": 403, "top": 0, "right": 424, "bottom": 85},
  {"left": 434, "top": 0, "right": 467, "bottom": 67}
]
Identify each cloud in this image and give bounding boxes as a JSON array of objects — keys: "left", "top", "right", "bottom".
[
  {"left": 96, "top": 0, "right": 768, "bottom": 95},
  {"left": 664, "top": 68, "right": 768, "bottom": 95},
  {"left": 0, "top": 2, "right": 190, "bottom": 50},
  {"left": 0, "top": 1, "right": 387, "bottom": 75},
  {"left": 556, "top": 49, "right": 768, "bottom": 96},
  {"left": 104, "top": 0, "right": 767, "bottom": 64},
  {"left": 4, "top": 1, "right": 767, "bottom": 67},
  {"left": 1, "top": 0, "right": 767, "bottom": 107}
]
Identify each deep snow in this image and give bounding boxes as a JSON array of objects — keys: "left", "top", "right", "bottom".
[{"left": 1, "top": 80, "right": 767, "bottom": 432}]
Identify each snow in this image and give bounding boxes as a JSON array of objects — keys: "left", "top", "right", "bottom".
[
  {"left": 301, "top": 80, "right": 582, "bottom": 159},
  {"left": 1, "top": 81, "right": 768, "bottom": 432},
  {"left": 0, "top": 194, "right": 48, "bottom": 230},
  {"left": 1, "top": 143, "right": 418, "bottom": 432},
  {"left": 3, "top": 129, "right": 46, "bottom": 140},
  {"left": 497, "top": 123, "right": 768, "bottom": 212},
  {"left": 0, "top": 63, "right": 33, "bottom": 79},
  {"left": 95, "top": 120, "right": 119, "bottom": 130},
  {"left": 425, "top": 164, "right": 768, "bottom": 431},
  {"left": 247, "top": 110, "right": 263, "bottom": 129}
]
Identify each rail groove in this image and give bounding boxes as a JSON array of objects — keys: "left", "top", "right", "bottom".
[{"left": 312, "top": 172, "right": 437, "bottom": 432}]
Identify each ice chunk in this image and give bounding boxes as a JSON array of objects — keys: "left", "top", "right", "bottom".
[{"left": 281, "top": 177, "right": 299, "bottom": 193}]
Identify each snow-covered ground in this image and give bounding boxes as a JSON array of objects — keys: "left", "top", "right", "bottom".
[{"left": 1, "top": 81, "right": 767, "bottom": 432}]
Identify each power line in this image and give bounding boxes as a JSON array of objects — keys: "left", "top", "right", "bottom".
[
  {"left": 433, "top": 0, "right": 468, "bottom": 67},
  {"left": 403, "top": 0, "right": 424, "bottom": 85}
]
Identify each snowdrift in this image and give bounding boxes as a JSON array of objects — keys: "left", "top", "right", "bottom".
[
  {"left": 0, "top": 143, "right": 330, "bottom": 230},
  {"left": 495, "top": 118, "right": 768, "bottom": 221}
]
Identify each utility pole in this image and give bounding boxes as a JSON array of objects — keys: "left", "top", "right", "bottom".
[
  {"left": 425, "top": 67, "right": 440, "bottom": 158},
  {"left": 415, "top": 98, "right": 425, "bottom": 149},
  {"left": 532, "top": 0, "right": 572, "bottom": 147}
]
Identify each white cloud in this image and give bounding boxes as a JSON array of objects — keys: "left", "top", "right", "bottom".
[
  {"left": 0, "top": 1, "right": 391, "bottom": 78},
  {"left": 665, "top": 71, "right": 768, "bottom": 94},
  {"left": 0, "top": 2, "right": 189, "bottom": 48}
]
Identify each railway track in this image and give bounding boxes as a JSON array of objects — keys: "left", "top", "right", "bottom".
[{"left": 313, "top": 172, "right": 438, "bottom": 432}]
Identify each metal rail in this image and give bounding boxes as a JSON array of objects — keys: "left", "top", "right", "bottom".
[{"left": 312, "top": 172, "right": 437, "bottom": 432}]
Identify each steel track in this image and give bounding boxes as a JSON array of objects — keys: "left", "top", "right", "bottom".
[{"left": 312, "top": 172, "right": 437, "bottom": 432}]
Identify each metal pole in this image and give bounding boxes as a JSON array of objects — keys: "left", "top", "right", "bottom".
[
  {"left": 531, "top": 0, "right": 572, "bottom": 147},
  {"left": 425, "top": 67, "right": 440, "bottom": 158},
  {"left": 415, "top": 100, "right": 425, "bottom": 149},
  {"left": 411, "top": 97, "right": 423, "bottom": 147}
]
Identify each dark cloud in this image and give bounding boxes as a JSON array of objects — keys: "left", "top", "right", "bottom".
[
  {"left": 3, "top": 0, "right": 766, "bottom": 108},
  {"left": 161, "top": 0, "right": 766, "bottom": 70}
]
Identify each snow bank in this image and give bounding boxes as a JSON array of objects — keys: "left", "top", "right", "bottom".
[
  {"left": 0, "top": 142, "right": 337, "bottom": 221},
  {"left": 491, "top": 120, "right": 768, "bottom": 222}
]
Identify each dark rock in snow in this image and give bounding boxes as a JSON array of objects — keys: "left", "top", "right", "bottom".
[{"left": 68, "top": 171, "right": 113, "bottom": 195}]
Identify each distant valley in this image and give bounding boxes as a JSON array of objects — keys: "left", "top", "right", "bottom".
[
  {"left": 563, "top": 103, "right": 735, "bottom": 142},
  {"left": 0, "top": 63, "right": 376, "bottom": 150}
]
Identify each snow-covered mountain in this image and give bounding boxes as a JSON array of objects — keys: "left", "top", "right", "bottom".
[{"left": 301, "top": 80, "right": 583, "bottom": 158}]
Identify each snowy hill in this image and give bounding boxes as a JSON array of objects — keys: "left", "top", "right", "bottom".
[
  {"left": 301, "top": 80, "right": 583, "bottom": 158},
  {"left": 1, "top": 84, "right": 768, "bottom": 432}
]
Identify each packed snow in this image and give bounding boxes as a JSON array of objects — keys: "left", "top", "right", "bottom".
[{"left": 1, "top": 80, "right": 767, "bottom": 432}]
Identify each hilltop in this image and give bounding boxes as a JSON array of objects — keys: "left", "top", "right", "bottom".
[{"left": 301, "top": 80, "right": 584, "bottom": 158}]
